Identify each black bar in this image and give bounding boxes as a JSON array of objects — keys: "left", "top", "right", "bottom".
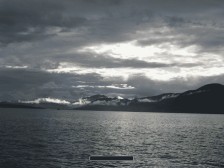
[{"left": 89, "top": 156, "right": 133, "bottom": 161}]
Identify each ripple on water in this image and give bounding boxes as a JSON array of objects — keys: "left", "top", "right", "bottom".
[{"left": 0, "top": 109, "right": 224, "bottom": 167}]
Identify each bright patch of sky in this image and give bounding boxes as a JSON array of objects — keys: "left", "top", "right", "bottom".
[
  {"left": 20, "top": 98, "right": 70, "bottom": 104},
  {"left": 73, "top": 84, "right": 135, "bottom": 89},
  {"left": 47, "top": 40, "right": 224, "bottom": 81}
]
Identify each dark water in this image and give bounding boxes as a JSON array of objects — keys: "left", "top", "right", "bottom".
[{"left": 0, "top": 108, "right": 224, "bottom": 168}]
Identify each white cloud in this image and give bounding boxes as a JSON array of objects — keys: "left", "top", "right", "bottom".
[
  {"left": 4, "top": 65, "right": 28, "bottom": 69},
  {"left": 20, "top": 97, "right": 70, "bottom": 104},
  {"left": 73, "top": 84, "right": 135, "bottom": 89}
]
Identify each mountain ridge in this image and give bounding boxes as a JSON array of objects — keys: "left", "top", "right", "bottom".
[
  {"left": 0, "top": 83, "right": 223, "bottom": 114},
  {"left": 75, "top": 83, "right": 224, "bottom": 113}
]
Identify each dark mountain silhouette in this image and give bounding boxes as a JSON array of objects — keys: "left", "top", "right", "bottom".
[
  {"left": 172, "top": 83, "right": 224, "bottom": 113},
  {"left": 76, "top": 83, "right": 224, "bottom": 114},
  {"left": 0, "top": 101, "right": 69, "bottom": 110},
  {"left": 0, "top": 83, "right": 223, "bottom": 113},
  {"left": 0, "top": 102, "right": 44, "bottom": 109}
]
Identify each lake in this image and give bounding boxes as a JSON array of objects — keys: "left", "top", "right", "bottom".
[{"left": 0, "top": 108, "right": 223, "bottom": 167}]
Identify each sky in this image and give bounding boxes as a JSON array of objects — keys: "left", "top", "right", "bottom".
[{"left": 0, "top": 0, "right": 224, "bottom": 102}]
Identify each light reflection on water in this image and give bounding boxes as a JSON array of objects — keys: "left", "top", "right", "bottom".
[{"left": 0, "top": 109, "right": 224, "bottom": 168}]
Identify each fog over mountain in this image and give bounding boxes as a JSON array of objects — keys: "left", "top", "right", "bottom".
[
  {"left": 1, "top": 83, "right": 223, "bottom": 114},
  {"left": 0, "top": 0, "right": 224, "bottom": 102}
]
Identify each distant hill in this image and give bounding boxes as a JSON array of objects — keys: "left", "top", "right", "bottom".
[
  {"left": 75, "top": 83, "right": 224, "bottom": 114},
  {"left": 0, "top": 102, "right": 44, "bottom": 109},
  {"left": 1, "top": 83, "right": 223, "bottom": 114},
  {"left": 172, "top": 83, "right": 224, "bottom": 113}
]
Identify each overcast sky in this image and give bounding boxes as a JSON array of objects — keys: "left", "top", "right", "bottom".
[{"left": 0, "top": 0, "right": 224, "bottom": 102}]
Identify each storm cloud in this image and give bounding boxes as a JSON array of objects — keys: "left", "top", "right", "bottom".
[{"left": 0, "top": 0, "right": 224, "bottom": 101}]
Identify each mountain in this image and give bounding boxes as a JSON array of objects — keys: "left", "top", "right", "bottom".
[
  {"left": 172, "top": 83, "right": 224, "bottom": 113},
  {"left": 1, "top": 83, "right": 223, "bottom": 113},
  {"left": 0, "top": 101, "right": 73, "bottom": 110},
  {"left": 75, "top": 83, "right": 224, "bottom": 114},
  {"left": 0, "top": 102, "right": 44, "bottom": 109}
]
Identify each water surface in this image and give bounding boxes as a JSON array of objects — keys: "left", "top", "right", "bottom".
[{"left": 0, "top": 108, "right": 224, "bottom": 167}]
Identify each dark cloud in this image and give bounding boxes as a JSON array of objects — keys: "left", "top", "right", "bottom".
[
  {"left": 0, "top": 0, "right": 224, "bottom": 101},
  {"left": 1, "top": 0, "right": 222, "bottom": 44},
  {"left": 1, "top": 68, "right": 224, "bottom": 101},
  {"left": 0, "top": 0, "right": 224, "bottom": 53},
  {"left": 0, "top": 68, "right": 100, "bottom": 101},
  {"left": 0, "top": 0, "right": 88, "bottom": 44},
  {"left": 0, "top": 68, "right": 134, "bottom": 101}
]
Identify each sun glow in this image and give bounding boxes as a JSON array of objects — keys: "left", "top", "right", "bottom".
[
  {"left": 79, "top": 41, "right": 163, "bottom": 60},
  {"left": 47, "top": 41, "right": 224, "bottom": 81},
  {"left": 78, "top": 40, "right": 198, "bottom": 63}
]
